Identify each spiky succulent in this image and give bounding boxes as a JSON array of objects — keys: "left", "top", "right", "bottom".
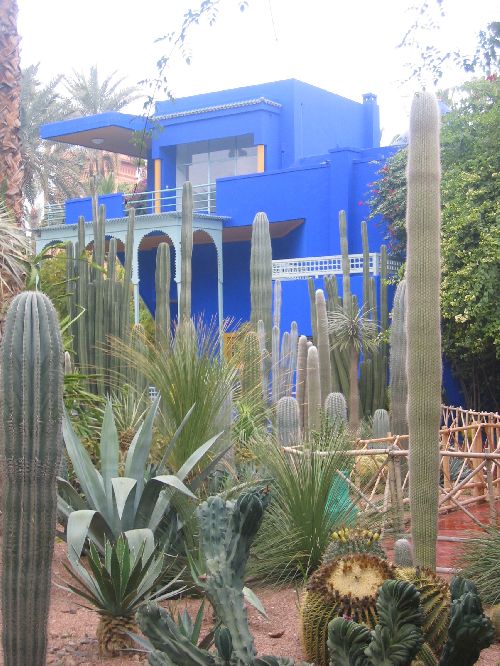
[
  {"left": 322, "top": 527, "right": 386, "bottom": 564},
  {"left": 395, "top": 567, "right": 450, "bottom": 654},
  {"left": 62, "top": 529, "right": 181, "bottom": 657},
  {"left": 300, "top": 554, "right": 396, "bottom": 666},
  {"left": 327, "top": 579, "right": 424, "bottom": 666}
]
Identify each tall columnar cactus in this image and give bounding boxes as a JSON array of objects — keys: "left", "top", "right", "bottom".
[
  {"left": 308, "top": 277, "right": 318, "bottom": 345},
  {"left": 67, "top": 207, "right": 135, "bottom": 394},
  {"left": 276, "top": 396, "right": 300, "bottom": 446},
  {"left": 250, "top": 212, "right": 273, "bottom": 344},
  {"left": 271, "top": 324, "right": 281, "bottom": 403},
  {"left": 324, "top": 275, "right": 349, "bottom": 396},
  {"left": 155, "top": 242, "right": 171, "bottom": 345},
  {"left": 179, "top": 181, "right": 193, "bottom": 321},
  {"left": 315, "top": 289, "right": 332, "bottom": 402},
  {"left": 339, "top": 210, "right": 352, "bottom": 313},
  {"left": 0, "top": 292, "right": 64, "bottom": 666},
  {"left": 406, "top": 92, "right": 442, "bottom": 571},
  {"left": 389, "top": 279, "right": 408, "bottom": 437},
  {"left": 307, "top": 345, "right": 321, "bottom": 434},
  {"left": 241, "top": 330, "right": 262, "bottom": 399},
  {"left": 296, "top": 334, "right": 308, "bottom": 433},
  {"left": 273, "top": 279, "right": 281, "bottom": 330}
]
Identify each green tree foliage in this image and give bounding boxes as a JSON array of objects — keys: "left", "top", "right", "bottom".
[{"left": 369, "top": 78, "right": 500, "bottom": 411}]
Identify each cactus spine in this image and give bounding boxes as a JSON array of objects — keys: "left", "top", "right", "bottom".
[
  {"left": 250, "top": 212, "right": 273, "bottom": 344},
  {"left": 276, "top": 396, "right": 300, "bottom": 446},
  {"left": 307, "top": 345, "right": 321, "bottom": 434},
  {"left": 407, "top": 92, "right": 442, "bottom": 570},
  {"left": 155, "top": 242, "right": 171, "bottom": 344},
  {"left": 179, "top": 181, "right": 193, "bottom": 321},
  {"left": 0, "top": 292, "right": 64, "bottom": 665},
  {"left": 390, "top": 279, "right": 408, "bottom": 437}
]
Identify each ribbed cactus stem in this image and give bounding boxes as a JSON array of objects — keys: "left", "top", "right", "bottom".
[
  {"left": 407, "top": 92, "right": 442, "bottom": 571},
  {"left": 179, "top": 182, "right": 193, "bottom": 321},
  {"left": 389, "top": 279, "right": 408, "bottom": 437},
  {"left": 279, "top": 330, "right": 291, "bottom": 399},
  {"left": 287, "top": 321, "right": 299, "bottom": 397},
  {"left": 324, "top": 392, "right": 347, "bottom": 433},
  {"left": 307, "top": 277, "right": 318, "bottom": 344},
  {"left": 256, "top": 319, "right": 269, "bottom": 402},
  {"left": 276, "top": 396, "right": 300, "bottom": 446},
  {"left": 271, "top": 324, "right": 280, "bottom": 404},
  {"left": 296, "top": 335, "right": 308, "bottom": 434},
  {"left": 394, "top": 538, "right": 414, "bottom": 567},
  {"left": 372, "top": 408, "right": 390, "bottom": 439},
  {"left": 0, "top": 292, "right": 64, "bottom": 666},
  {"left": 339, "top": 210, "right": 352, "bottom": 313},
  {"left": 273, "top": 279, "right": 281, "bottom": 330},
  {"left": 155, "top": 242, "right": 171, "bottom": 345},
  {"left": 250, "top": 212, "right": 272, "bottom": 344},
  {"left": 307, "top": 345, "right": 321, "bottom": 434},
  {"left": 315, "top": 289, "right": 332, "bottom": 402},
  {"left": 241, "top": 331, "right": 262, "bottom": 399}
]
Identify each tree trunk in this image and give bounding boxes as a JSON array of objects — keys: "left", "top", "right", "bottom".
[
  {"left": 0, "top": 0, "right": 23, "bottom": 224},
  {"left": 348, "top": 346, "right": 360, "bottom": 433}
]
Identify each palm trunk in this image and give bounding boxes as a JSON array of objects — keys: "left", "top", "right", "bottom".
[
  {"left": 348, "top": 345, "right": 360, "bottom": 433},
  {"left": 0, "top": 0, "right": 23, "bottom": 223}
]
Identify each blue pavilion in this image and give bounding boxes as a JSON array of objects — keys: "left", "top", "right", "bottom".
[{"left": 38, "top": 79, "right": 398, "bottom": 335}]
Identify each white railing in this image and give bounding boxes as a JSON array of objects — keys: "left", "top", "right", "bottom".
[
  {"left": 272, "top": 253, "right": 399, "bottom": 280},
  {"left": 42, "top": 183, "right": 217, "bottom": 227}
]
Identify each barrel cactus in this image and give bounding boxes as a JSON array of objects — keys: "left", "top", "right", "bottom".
[
  {"left": 372, "top": 408, "right": 390, "bottom": 439},
  {"left": 276, "top": 396, "right": 300, "bottom": 447},
  {"left": 0, "top": 292, "right": 64, "bottom": 666},
  {"left": 300, "top": 554, "right": 396, "bottom": 666},
  {"left": 322, "top": 527, "right": 386, "bottom": 564},
  {"left": 394, "top": 538, "right": 414, "bottom": 568}
]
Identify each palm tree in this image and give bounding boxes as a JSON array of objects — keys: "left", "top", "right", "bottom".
[
  {"left": 64, "top": 65, "right": 141, "bottom": 115},
  {"left": 0, "top": 203, "right": 29, "bottom": 334},
  {"left": 328, "top": 302, "right": 379, "bottom": 433},
  {"left": 0, "top": 0, "right": 23, "bottom": 223},
  {"left": 64, "top": 65, "right": 143, "bottom": 181},
  {"left": 20, "top": 65, "right": 85, "bottom": 214}
]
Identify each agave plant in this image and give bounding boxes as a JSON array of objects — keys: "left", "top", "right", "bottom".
[
  {"left": 62, "top": 528, "right": 181, "bottom": 657},
  {"left": 57, "top": 396, "right": 228, "bottom": 551}
]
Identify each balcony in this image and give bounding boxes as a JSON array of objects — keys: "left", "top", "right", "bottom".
[{"left": 41, "top": 183, "right": 217, "bottom": 227}]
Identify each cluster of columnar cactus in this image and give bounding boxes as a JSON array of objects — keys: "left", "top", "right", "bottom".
[
  {"left": 0, "top": 292, "right": 64, "bottom": 666},
  {"left": 66, "top": 206, "right": 135, "bottom": 394}
]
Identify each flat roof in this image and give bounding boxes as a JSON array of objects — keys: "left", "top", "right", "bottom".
[{"left": 40, "top": 112, "right": 151, "bottom": 158}]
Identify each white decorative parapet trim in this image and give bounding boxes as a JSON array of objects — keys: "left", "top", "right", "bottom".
[
  {"left": 154, "top": 97, "right": 282, "bottom": 121},
  {"left": 272, "top": 253, "right": 399, "bottom": 281}
]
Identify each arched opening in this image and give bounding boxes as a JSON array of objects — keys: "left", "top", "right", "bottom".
[
  {"left": 138, "top": 231, "right": 176, "bottom": 322},
  {"left": 192, "top": 230, "right": 218, "bottom": 324}
]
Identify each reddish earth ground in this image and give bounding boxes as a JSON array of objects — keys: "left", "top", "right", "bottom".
[{"left": 0, "top": 503, "right": 498, "bottom": 665}]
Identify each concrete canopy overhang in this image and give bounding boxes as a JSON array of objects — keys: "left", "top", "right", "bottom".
[{"left": 40, "top": 112, "right": 152, "bottom": 158}]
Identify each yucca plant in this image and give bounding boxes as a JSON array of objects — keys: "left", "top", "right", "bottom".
[
  {"left": 248, "top": 424, "right": 358, "bottom": 583},
  {"left": 458, "top": 527, "right": 500, "bottom": 606},
  {"left": 57, "top": 396, "right": 228, "bottom": 551},
  {"left": 113, "top": 317, "right": 238, "bottom": 472},
  {"left": 62, "top": 528, "right": 182, "bottom": 657}
]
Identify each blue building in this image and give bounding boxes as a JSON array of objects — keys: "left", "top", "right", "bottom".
[{"left": 38, "top": 79, "right": 397, "bottom": 335}]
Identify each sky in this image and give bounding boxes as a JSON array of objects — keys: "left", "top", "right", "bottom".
[{"left": 17, "top": 0, "right": 498, "bottom": 144}]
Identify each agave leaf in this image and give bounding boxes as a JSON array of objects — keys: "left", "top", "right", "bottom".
[
  {"left": 189, "top": 444, "right": 232, "bottom": 494},
  {"left": 111, "top": 477, "right": 137, "bottom": 521},
  {"left": 135, "top": 475, "right": 196, "bottom": 533},
  {"left": 124, "top": 528, "right": 156, "bottom": 566},
  {"left": 125, "top": 394, "right": 161, "bottom": 491},
  {"left": 177, "top": 432, "right": 222, "bottom": 481},
  {"left": 57, "top": 476, "right": 87, "bottom": 511},
  {"left": 67, "top": 510, "right": 112, "bottom": 563},
  {"left": 100, "top": 399, "right": 120, "bottom": 515},
  {"left": 156, "top": 404, "right": 196, "bottom": 475},
  {"left": 63, "top": 408, "right": 108, "bottom": 517},
  {"left": 243, "top": 586, "right": 268, "bottom": 619}
]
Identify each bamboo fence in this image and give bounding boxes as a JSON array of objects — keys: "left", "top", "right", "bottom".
[{"left": 283, "top": 411, "right": 500, "bottom": 537}]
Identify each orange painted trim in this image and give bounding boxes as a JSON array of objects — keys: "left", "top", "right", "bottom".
[
  {"left": 154, "top": 159, "right": 161, "bottom": 213},
  {"left": 257, "top": 145, "right": 265, "bottom": 172}
]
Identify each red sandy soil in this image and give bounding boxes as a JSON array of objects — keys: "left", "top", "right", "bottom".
[{"left": 0, "top": 502, "right": 499, "bottom": 664}]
